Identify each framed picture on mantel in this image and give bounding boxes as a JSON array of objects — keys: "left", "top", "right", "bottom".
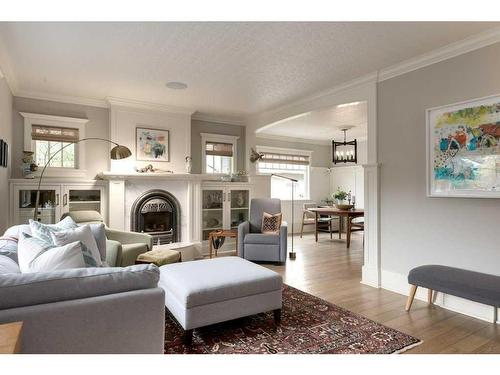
[
  {"left": 427, "top": 93, "right": 500, "bottom": 198},
  {"left": 136, "top": 127, "right": 170, "bottom": 162}
]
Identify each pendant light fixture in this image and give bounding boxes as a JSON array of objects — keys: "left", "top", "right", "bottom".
[{"left": 332, "top": 127, "right": 357, "bottom": 164}]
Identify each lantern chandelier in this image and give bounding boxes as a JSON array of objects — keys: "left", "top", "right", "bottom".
[{"left": 332, "top": 127, "right": 357, "bottom": 164}]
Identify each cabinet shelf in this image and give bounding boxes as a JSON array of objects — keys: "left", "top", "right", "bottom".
[
  {"left": 231, "top": 207, "right": 248, "bottom": 210},
  {"left": 202, "top": 208, "right": 223, "bottom": 211},
  {"left": 69, "top": 201, "right": 101, "bottom": 204}
]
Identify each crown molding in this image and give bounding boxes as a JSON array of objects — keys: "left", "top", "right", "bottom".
[
  {"left": 192, "top": 111, "right": 246, "bottom": 126},
  {"left": 106, "top": 96, "right": 195, "bottom": 115},
  {"left": 255, "top": 132, "right": 331, "bottom": 146},
  {"left": 15, "top": 89, "right": 109, "bottom": 108},
  {"left": 378, "top": 26, "right": 500, "bottom": 82}
]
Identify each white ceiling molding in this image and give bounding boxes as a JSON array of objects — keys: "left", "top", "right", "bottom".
[
  {"left": 192, "top": 111, "right": 246, "bottom": 126},
  {"left": 378, "top": 26, "right": 500, "bottom": 82},
  {"left": 106, "top": 96, "right": 195, "bottom": 115},
  {"left": 15, "top": 90, "right": 109, "bottom": 108},
  {"left": 255, "top": 133, "right": 331, "bottom": 146}
]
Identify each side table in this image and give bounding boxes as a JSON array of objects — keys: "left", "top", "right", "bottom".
[{"left": 208, "top": 230, "right": 238, "bottom": 258}]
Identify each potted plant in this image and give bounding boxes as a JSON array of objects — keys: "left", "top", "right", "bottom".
[{"left": 332, "top": 188, "right": 353, "bottom": 210}]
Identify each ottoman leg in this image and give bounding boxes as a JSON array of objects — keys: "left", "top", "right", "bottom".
[
  {"left": 184, "top": 329, "right": 193, "bottom": 345},
  {"left": 273, "top": 309, "right": 282, "bottom": 324}
]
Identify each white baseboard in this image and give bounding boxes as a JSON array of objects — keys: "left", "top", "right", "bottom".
[{"left": 381, "top": 269, "right": 499, "bottom": 323}]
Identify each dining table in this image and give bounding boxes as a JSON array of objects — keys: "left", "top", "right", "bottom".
[{"left": 308, "top": 207, "right": 364, "bottom": 248}]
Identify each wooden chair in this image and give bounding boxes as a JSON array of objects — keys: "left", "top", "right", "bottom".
[
  {"left": 349, "top": 217, "right": 364, "bottom": 246},
  {"left": 300, "top": 203, "right": 337, "bottom": 238}
]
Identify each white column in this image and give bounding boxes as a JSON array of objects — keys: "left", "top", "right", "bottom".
[
  {"left": 108, "top": 179, "right": 125, "bottom": 230},
  {"left": 362, "top": 163, "right": 380, "bottom": 287},
  {"left": 187, "top": 180, "right": 202, "bottom": 243}
]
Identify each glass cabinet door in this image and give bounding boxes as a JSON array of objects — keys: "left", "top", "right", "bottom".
[
  {"left": 229, "top": 189, "right": 249, "bottom": 230},
  {"left": 202, "top": 189, "right": 224, "bottom": 240},
  {"left": 16, "top": 187, "right": 60, "bottom": 224},
  {"left": 67, "top": 189, "right": 102, "bottom": 213}
]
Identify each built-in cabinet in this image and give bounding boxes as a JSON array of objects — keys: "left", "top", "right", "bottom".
[
  {"left": 10, "top": 180, "right": 107, "bottom": 225},
  {"left": 201, "top": 182, "right": 251, "bottom": 241}
]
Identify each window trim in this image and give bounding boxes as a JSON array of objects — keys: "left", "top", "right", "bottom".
[
  {"left": 21, "top": 112, "right": 88, "bottom": 178},
  {"left": 201, "top": 133, "right": 239, "bottom": 174},
  {"left": 255, "top": 146, "right": 312, "bottom": 200}
]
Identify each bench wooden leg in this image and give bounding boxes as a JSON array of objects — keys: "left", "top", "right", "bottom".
[
  {"left": 428, "top": 289, "right": 433, "bottom": 304},
  {"left": 405, "top": 285, "right": 418, "bottom": 312}
]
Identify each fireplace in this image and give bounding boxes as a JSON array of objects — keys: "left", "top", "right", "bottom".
[{"left": 131, "top": 189, "right": 181, "bottom": 245}]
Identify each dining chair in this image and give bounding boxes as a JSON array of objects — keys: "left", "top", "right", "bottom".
[{"left": 300, "top": 203, "right": 337, "bottom": 238}]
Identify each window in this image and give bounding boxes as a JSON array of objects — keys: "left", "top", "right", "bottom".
[
  {"left": 256, "top": 147, "right": 311, "bottom": 200},
  {"left": 21, "top": 112, "right": 88, "bottom": 178},
  {"left": 201, "top": 133, "right": 239, "bottom": 174},
  {"left": 32, "top": 125, "right": 78, "bottom": 168}
]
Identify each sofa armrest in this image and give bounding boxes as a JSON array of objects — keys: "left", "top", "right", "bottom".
[
  {"left": 237, "top": 221, "right": 250, "bottom": 257},
  {"left": 105, "top": 228, "right": 153, "bottom": 251},
  {"left": 105, "top": 239, "right": 121, "bottom": 267},
  {"left": 280, "top": 222, "right": 288, "bottom": 262}
]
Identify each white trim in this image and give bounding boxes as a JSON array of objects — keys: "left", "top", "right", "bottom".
[
  {"left": 255, "top": 145, "right": 313, "bottom": 156},
  {"left": 107, "top": 96, "right": 195, "bottom": 115},
  {"left": 200, "top": 133, "right": 239, "bottom": 174},
  {"left": 20, "top": 112, "right": 89, "bottom": 177},
  {"left": 378, "top": 27, "right": 500, "bottom": 82},
  {"left": 255, "top": 133, "right": 331, "bottom": 146},
  {"left": 192, "top": 111, "right": 246, "bottom": 126},
  {"left": 381, "top": 269, "right": 499, "bottom": 324},
  {"left": 15, "top": 90, "right": 109, "bottom": 108}
]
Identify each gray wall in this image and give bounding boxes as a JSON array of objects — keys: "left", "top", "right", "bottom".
[
  {"left": 0, "top": 78, "right": 13, "bottom": 233},
  {"left": 378, "top": 42, "right": 500, "bottom": 276},
  {"left": 12, "top": 97, "right": 110, "bottom": 179},
  {"left": 191, "top": 119, "right": 245, "bottom": 174}
]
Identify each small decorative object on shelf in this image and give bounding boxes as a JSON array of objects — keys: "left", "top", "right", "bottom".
[
  {"left": 21, "top": 151, "right": 37, "bottom": 179},
  {"left": 135, "top": 164, "right": 174, "bottom": 173},
  {"left": 185, "top": 156, "right": 192, "bottom": 173},
  {"left": 231, "top": 170, "right": 249, "bottom": 182},
  {"left": 332, "top": 128, "right": 357, "bottom": 164}
]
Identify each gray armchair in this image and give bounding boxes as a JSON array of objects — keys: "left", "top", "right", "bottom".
[{"left": 238, "top": 198, "right": 287, "bottom": 263}]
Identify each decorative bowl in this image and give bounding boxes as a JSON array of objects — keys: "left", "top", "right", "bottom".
[{"left": 335, "top": 204, "right": 354, "bottom": 210}]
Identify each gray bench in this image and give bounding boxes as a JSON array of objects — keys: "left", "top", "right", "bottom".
[{"left": 405, "top": 265, "right": 500, "bottom": 322}]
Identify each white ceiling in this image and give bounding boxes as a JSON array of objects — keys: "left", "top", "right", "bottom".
[
  {"left": 257, "top": 101, "right": 367, "bottom": 143},
  {"left": 0, "top": 22, "right": 498, "bottom": 116}
]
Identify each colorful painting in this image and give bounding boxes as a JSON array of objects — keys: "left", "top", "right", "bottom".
[
  {"left": 427, "top": 94, "right": 500, "bottom": 197},
  {"left": 136, "top": 127, "right": 169, "bottom": 162}
]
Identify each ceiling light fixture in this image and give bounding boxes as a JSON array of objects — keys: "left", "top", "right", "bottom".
[
  {"left": 332, "top": 127, "right": 357, "bottom": 164},
  {"left": 166, "top": 81, "right": 188, "bottom": 90}
]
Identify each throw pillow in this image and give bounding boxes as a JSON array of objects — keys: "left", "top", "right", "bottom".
[
  {"left": 87, "top": 223, "right": 106, "bottom": 262},
  {"left": 0, "top": 236, "right": 19, "bottom": 263},
  {"left": 0, "top": 255, "right": 20, "bottom": 274},
  {"left": 261, "top": 212, "right": 282, "bottom": 234},
  {"left": 29, "top": 216, "right": 78, "bottom": 244},
  {"left": 50, "top": 225, "right": 103, "bottom": 267},
  {"left": 17, "top": 232, "right": 96, "bottom": 273}
]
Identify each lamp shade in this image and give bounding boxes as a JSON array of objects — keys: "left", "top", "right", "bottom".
[{"left": 110, "top": 145, "right": 132, "bottom": 160}]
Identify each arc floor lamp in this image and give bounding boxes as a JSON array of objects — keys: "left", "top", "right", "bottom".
[{"left": 33, "top": 138, "right": 132, "bottom": 221}]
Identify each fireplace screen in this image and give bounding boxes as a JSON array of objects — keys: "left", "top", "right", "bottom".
[{"left": 131, "top": 190, "right": 180, "bottom": 245}]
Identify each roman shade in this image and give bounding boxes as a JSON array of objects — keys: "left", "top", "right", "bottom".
[
  {"left": 205, "top": 141, "right": 233, "bottom": 157},
  {"left": 259, "top": 152, "right": 310, "bottom": 166},
  {"left": 32, "top": 125, "right": 79, "bottom": 143}
]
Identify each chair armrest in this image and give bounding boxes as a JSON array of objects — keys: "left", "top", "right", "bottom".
[
  {"left": 105, "top": 228, "right": 153, "bottom": 251},
  {"left": 237, "top": 221, "right": 250, "bottom": 257},
  {"left": 105, "top": 239, "right": 121, "bottom": 267},
  {"left": 279, "top": 222, "right": 288, "bottom": 262}
]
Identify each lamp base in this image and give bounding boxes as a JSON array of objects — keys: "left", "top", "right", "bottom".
[{"left": 288, "top": 251, "right": 296, "bottom": 260}]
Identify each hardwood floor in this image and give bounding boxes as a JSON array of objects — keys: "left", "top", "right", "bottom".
[{"left": 262, "top": 232, "right": 500, "bottom": 354}]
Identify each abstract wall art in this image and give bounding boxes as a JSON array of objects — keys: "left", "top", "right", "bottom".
[
  {"left": 427, "top": 94, "right": 500, "bottom": 197},
  {"left": 136, "top": 127, "right": 169, "bottom": 162}
]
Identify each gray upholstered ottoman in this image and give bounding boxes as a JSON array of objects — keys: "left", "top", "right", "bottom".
[{"left": 159, "top": 256, "right": 283, "bottom": 343}]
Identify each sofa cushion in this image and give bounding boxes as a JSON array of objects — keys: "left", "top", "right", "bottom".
[
  {"left": 29, "top": 217, "right": 77, "bottom": 244},
  {"left": 17, "top": 233, "right": 96, "bottom": 272},
  {"left": 51, "top": 225, "right": 102, "bottom": 267},
  {"left": 0, "top": 264, "right": 160, "bottom": 310},
  {"left": 87, "top": 223, "right": 106, "bottom": 261},
  {"left": 244, "top": 233, "right": 280, "bottom": 245},
  {"left": 159, "top": 257, "right": 282, "bottom": 308},
  {"left": 0, "top": 237, "right": 19, "bottom": 263},
  {"left": 0, "top": 255, "right": 20, "bottom": 274}
]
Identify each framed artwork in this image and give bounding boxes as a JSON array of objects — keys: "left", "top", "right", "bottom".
[
  {"left": 427, "top": 94, "right": 500, "bottom": 198},
  {"left": 0, "top": 139, "right": 7, "bottom": 168},
  {"left": 136, "top": 127, "right": 169, "bottom": 162}
]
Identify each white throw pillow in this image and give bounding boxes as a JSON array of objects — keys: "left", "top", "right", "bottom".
[
  {"left": 29, "top": 216, "right": 77, "bottom": 244},
  {"left": 0, "top": 255, "right": 20, "bottom": 274},
  {"left": 50, "top": 225, "right": 103, "bottom": 266},
  {"left": 17, "top": 232, "right": 96, "bottom": 273}
]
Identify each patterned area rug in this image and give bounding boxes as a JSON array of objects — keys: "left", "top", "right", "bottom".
[{"left": 164, "top": 285, "right": 421, "bottom": 354}]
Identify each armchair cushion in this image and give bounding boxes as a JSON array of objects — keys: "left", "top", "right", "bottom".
[
  {"left": 244, "top": 233, "right": 280, "bottom": 245},
  {"left": 249, "top": 198, "right": 281, "bottom": 233}
]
